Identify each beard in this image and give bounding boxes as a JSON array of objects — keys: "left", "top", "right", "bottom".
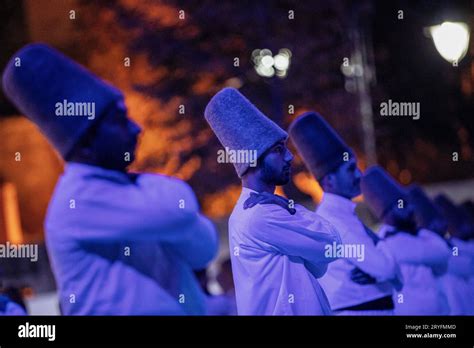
[
  {"left": 394, "top": 217, "right": 418, "bottom": 234},
  {"left": 261, "top": 163, "right": 290, "bottom": 186}
]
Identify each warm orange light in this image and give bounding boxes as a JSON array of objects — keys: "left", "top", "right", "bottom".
[
  {"left": 202, "top": 185, "right": 242, "bottom": 219},
  {"left": 399, "top": 169, "right": 412, "bottom": 185},
  {"left": 274, "top": 186, "right": 286, "bottom": 198},
  {"left": 1, "top": 182, "right": 24, "bottom": 244},
  {"left": 292, "top": 171, "right": 323, "bottom": 204},
  {"left": 119, "top": 0, "right": 184, "bottom": 28}
]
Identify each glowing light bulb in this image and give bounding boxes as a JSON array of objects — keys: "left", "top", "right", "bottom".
[{"left": 430, "top": 22, "right": 470, "bottom": 63}]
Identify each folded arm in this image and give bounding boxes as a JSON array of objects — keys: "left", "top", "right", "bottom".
[
  {"left": 385, "top": 230, "right": 450, "bottom": 269},
  {"left": 163, "top": 215, "right": 219, "bottom": 270},
  {"left": 249, "top": 205, "right": 341, "bottom": 266},
  {"left": 60, "top": 175, "right": 218, "bottom": 262},
  {"left": 343, "top": 232, "right": 401, "bottom": 283}
]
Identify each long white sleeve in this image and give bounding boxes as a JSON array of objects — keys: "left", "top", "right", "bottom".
[
  {"left": 451, "top": 238, "right": 474, "bottom": 257},
  {"left": 47, "top": 168, "right": 218, "bottom": 257},
  {"left": 163, "top": 214, "right": 219, "bottom": 270},
  {"left": 248, "top": 204, "right": 341, "bottom": 266},
  {"left": 344, "top": 233, "right": 400, "bottom": 282},
  {"left": 384, "top": 229, "right": 450, "bottom": 268},
  {"left": 447, "top": 254, "right": 474, "bottom": 278}
]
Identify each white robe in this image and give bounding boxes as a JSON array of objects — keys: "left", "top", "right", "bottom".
[
  {"left": 229, "top": 187, "right": 341, "bottom": 315},
  {"left": 317, "top": 193, "right": 402, "bottom": 312},
  {"left": 45, "top": 163, "right": 218, "bottom": 315},
  {"left": 0, "top": 295, "right": 27, "bottom": 315},
  {"left": 440, "top": 237, "right": 474, "bottom": 315},
  {"left": 379, "top": 225, "right": 451, "bottom": 315}
]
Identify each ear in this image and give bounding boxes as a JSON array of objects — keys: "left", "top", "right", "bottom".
[
  {"left": 66, "top": 135, "right": 96, "bottom": 162},
  {"left": 320, "top": 173, "right": 334, "bottom": 191}
]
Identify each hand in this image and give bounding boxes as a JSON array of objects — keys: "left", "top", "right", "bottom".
[
  {"left": 350, "top": 267, "right": 376, "bottom": 285},
  {"left": 244, "top": 192, "right": 296, "bottom": 215}
]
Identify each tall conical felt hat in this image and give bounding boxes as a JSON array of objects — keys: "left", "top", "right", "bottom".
[
  {"left": 434, "top": 194, "right": 474, "bottom": 238},
  {"left": 461, "top": 200, "right": 474, "bottom": 221},
  {"left": 361, "top": 165, "right": 408, "bottom": 220},
  {"left": 204, "top": 87, "right": 288, "bottom": 177},
  {"left": 434, "top": 194, "right": 461, "bottom": 228},
  {"left": 288, "top": 111, "right": 353, "bottom": 181},
  {"left": 407, "top": 184, "right": 443, "bottom": 228},
  {"left": 2, "top": 43, "right": 123, "bottom": 159}
]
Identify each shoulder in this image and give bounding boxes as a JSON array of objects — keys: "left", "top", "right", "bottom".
[
  {"left": 418, "top": 228, "right": 442, "bottom": 239},
  {"left": 139, "top": 172, "right": 190, "bottom": 189},
  {"left": 138, "top": 173, "right": 199, "bottom": 209},
  {"left": 230, "top": 202, "right": 290, "bottom": 238},
  {"left": 316, "top": 211, "right": 356, "bottom": 241},
  {"left": 316, "top": 201, "right": 343, "bottom": 223},
  {"left": 249, "top": 203, "right": 296, "bottom": 225},
  {"left": 247, "top": 203, "right": 329, "bottom": 234},
  {"left": 230, "top": 201, "right": 273, "bottom": 226}
]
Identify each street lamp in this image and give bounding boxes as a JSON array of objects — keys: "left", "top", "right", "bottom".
[
  {"left": 252, "top": 48, "right": 292, "bottom": 78},
  {"left": 429, "top": 21, "right": 470, "bottom": 64}
]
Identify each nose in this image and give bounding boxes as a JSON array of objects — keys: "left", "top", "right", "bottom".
[
  {"left": 284, "top": 149, "right": 294, "bottom": 163},
  {"left": 128, "top": 120, "right": 142, "bottom": 137}
]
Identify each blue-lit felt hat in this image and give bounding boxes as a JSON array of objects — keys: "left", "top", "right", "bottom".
[
  {"left": 361, "top": 165, "right": 408, "bottom": 220},
  {"left": 204, "top": 87, "right": 288, "bottom": 178},
  {"left": 289, "top": 111, "right": 353, "bottom": 181},
  {"left": 407, "top": 184, "right": 443, "bottom": 228},
  {"left": 2, "top": 43, "right": 123, "bottom": 159}
]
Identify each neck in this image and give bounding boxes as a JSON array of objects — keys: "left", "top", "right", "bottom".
[
  {"left": 384, "top": 218, "right": 418, "bottom": 234},
  {"left": 67, "top": 159, "right": 128, "bottom": 173},
  {"left": 242, "top": 175, "right": 275, "bottom": 194},
  {"left": 323, "top": 188, "right": 353, "bottom": 200}
]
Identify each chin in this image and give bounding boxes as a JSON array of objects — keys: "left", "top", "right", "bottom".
[
  {"left": 273, "top": 177, "right": 290, "bottom": 186},
  {"left": 352, "top": 186, "right": 362, "bottom": 197},
  {"left": 105, "top": 156, "right": 133, "bottom": 171},
  {"left": 344, "top": 190, "right": 359, "bottom": 200}
]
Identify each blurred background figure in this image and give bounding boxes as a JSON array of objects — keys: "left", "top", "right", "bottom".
[
  {"left": 434, "top": 194, "right": 474, "bottom": 315},
  {"left": 407, "top": 185, "right": 474, "bottom": 315},
  {"left": 2, "top": 43, "right": 218, "bottom": 315},
  {"left": 290, "top": 112, "right": 402, "bottom": 316},
  {"left": 216, "top": 258, "right": 236, "bottom": 300},
  {"left": 461, "top": 201, "right": 474, "bottom": 222},
  {"left": 0, "top": 268, "right": 27, "bottom": 315},
  {"left": 435, "top": 194, "right": 474, "bottom": 241},
  {"left": 362, "top": 166, "right": 451, "bottom": 315},
  {"left": 214, "top": 258, "right": 237, "bottom": 315},
  {"left": 195, "top": 259, "right": 237, "bottom": 315},
  {"left": 408, "top": 185, "right": 450, "bottom": 238}
]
